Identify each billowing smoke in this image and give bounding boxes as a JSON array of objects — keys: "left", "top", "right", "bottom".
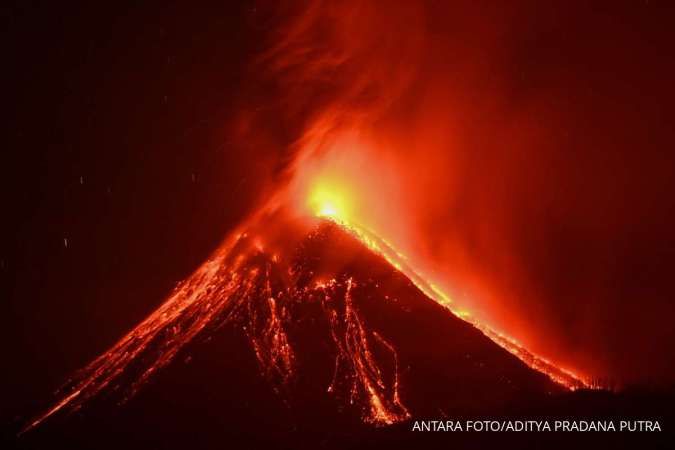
[{"left": 244, "top": 0, "right": 675, "bottom": 387}]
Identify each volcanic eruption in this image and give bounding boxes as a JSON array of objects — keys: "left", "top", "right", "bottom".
[
  {"left": 23, "top": 163, "right": 589, "bottom": 434},
  {"left": 8, "top": 2, "right": 675, "bottom": 450},
  {"left": 20, "top": 0, "right": 608, "bottom": 437}
]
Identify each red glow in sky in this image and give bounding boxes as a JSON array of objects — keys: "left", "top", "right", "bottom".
[{"left": 251, "top": 0, "right": 675, "bottom": 387}]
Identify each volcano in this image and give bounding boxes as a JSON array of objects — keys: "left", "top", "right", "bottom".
[{"left": 20, "top": 209, "right": 589, "bottom": 442}]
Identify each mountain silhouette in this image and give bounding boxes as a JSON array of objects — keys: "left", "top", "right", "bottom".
[{"left": 14, "top": 217, "right": 669, "bottom": 450}]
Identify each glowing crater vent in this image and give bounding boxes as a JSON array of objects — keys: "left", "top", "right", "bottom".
[{"left": 307, "top": 178, "right": 355, "bottom": 221}]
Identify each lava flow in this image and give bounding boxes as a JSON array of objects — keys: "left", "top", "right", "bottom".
[
  {"left": 23, "top": 14, "right": 595, "bottom": 422},
  {"left": 290, "top": 147, "right": 593, "bottom": 392},
  {"left": 312, "top": 213, "right": 589, "bottom": 392},
  {"left": 24, "top": 175, "right": 591, "bottom": 434},
  {"left": 22, "top": 208, "right": 415, "bottom": 433}
]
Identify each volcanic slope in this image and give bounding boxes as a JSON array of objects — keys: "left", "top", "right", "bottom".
[{"left": 20, "top": 218, "right": 574, "bottom": 444}]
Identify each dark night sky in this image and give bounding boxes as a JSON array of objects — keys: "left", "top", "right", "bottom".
[
  {"left": 1, "top": 1, "right": 271, "bottom": 420},
  {"left": 3, "top": 0, "right": 675, "bottom": 425}
]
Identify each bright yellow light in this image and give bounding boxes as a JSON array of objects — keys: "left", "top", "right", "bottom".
[
  {"left": 307, "top": 179, "right": 354, "bottom": 221},
  {"left": 319, "top": 203, "right": 338, "bottom": 217}
]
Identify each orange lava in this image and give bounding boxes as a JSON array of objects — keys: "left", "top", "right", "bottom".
[
  {"left": 283, "top": 125, "right": 593, "bottom": 391},
  {"left": 23, "top": 216, "right": 411, "bottom": 432},
  {"left": 323, "top": 277, "right": 410, "bottom": 425},
  {"left": 315, "top": 212, "right": 590, "bottom": 391}
]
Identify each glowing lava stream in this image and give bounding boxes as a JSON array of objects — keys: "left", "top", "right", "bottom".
[
  {"left": 313, "top": 208, "right": 590, "bottom": 391},
  {"left": 23, "top": 184, "right": 591, "bottom": 434},
  {"left": 22, "top": 210, "right": 412, "bottom": 432}
]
